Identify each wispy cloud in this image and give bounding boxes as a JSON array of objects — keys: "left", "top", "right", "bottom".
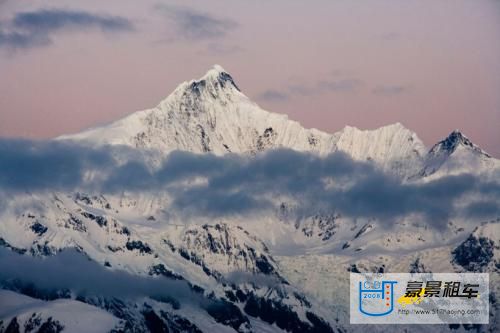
[
  {"left": 319, "top": 79, "right": 363, "bottom": 92},
  {"left": 289, "top": 78, "right": 363, "bottom": 96},
  {"left": 372, "top": 84, "right": 411, "bottom": 96},
  {"left": 198, "top": 42, "right": 243, "bottom": 55},
  {"left": 257, "top": 89, "right": 290, "bottom": 102},
  {"left": 12, "top": 9, "right": 133, "bottom": 32},
  {"left": 257, "top": 77, "right": 363, "bottom": 103},
  {"left": 0, "top": 8, "right": 134, "bottom": 49},
  {"left": 157, "top": 5, "right": 237, "bottom": 41},
  {"left": 0, "top": 30, "right": 49, "bottom": 49},
  {"left": 376, "top": 32, "right": 402, "bottom": 41}
]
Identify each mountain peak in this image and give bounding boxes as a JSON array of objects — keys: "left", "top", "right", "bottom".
[
  {"left": 420, "top": 129, "right": 496, "bottom": 178},
  {"left": 157, "top": 65, "right": 242, "bottom": 112},
  {"left": 204, "top": 64, "right": 227, "bottom": 77},
  {"left": 441, "top": 130, "right": 475, "bottom": 151},
  {"left": 429, "top": 130, "right": 490, "bottom": 158},
  {"left": 449, "top": 129, "right": 466, "bottom": 139},
  {"left": 195, "top": 64, "right": 240, "bottom": 92}
]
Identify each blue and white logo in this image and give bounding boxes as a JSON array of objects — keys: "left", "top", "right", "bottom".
[{"left": 358, "top": 280, "right": 397, "bottom": 316}]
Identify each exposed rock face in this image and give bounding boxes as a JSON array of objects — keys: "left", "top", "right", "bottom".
[
  {"left": 452, "top": 223, "right": 499, "bottom": 272},
  {"left": 163, "top": 223, "right": 279, "bottom": 277}
]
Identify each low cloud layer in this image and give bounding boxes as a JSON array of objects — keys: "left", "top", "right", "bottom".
[
  {"left": 0, "top": 139, "right": 114, "bottom": 190},
  {"left": 0, "top": 248, "right": 204, "bottom": 306},
  {"left": 0, "top": 139, "right": 499, "bottom": 229},
  {"left": 226, "top": 271, "right": 282, "bottom": 289},
  {"left": 0, "top": 8, "right": 133, "bottom": 49}
]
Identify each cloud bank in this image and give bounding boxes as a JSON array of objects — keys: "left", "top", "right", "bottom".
[
  {"left": 0, "top": 139, "right": 499, "bottom": 229},
  {"left": 0, "top": 247, "right": 204, "bottom": 306}
]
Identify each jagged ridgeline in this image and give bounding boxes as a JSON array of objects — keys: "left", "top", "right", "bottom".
[{"left": 1, "top": 66, "right": 499, "bottom": 333}]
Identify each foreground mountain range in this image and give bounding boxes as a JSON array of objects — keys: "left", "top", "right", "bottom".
[{"left": 0, "top": 66, "right": 499, "bottom": 333}]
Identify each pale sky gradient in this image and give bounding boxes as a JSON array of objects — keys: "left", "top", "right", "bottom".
[{"left": 1, "top": 0, "right": 499, "bottom": 156}]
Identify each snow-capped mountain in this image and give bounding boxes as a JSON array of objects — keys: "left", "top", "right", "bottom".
[
  {"left": 59, "top": 65, "right": 429, "bottom": 177},
  {"left": 59, "top": 65, "right": 337, "bottom": 155},
  {"left": 59, "top": 65, "right": 499, "bottom": 179},
  {"left": 1, "top": 65, "right": 499, "bottom": 333},
  {"left": 420, "top": 130, "right": 500, "bottom": 178}
]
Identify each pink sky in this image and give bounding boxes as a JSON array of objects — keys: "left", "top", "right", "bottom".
[{"left": 0, "top": 0, "right": 499, "bottom": 156}]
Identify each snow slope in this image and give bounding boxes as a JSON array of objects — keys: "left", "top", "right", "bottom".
[{"left": 0, "top": 290, "right": 121, "bottom": 333}]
